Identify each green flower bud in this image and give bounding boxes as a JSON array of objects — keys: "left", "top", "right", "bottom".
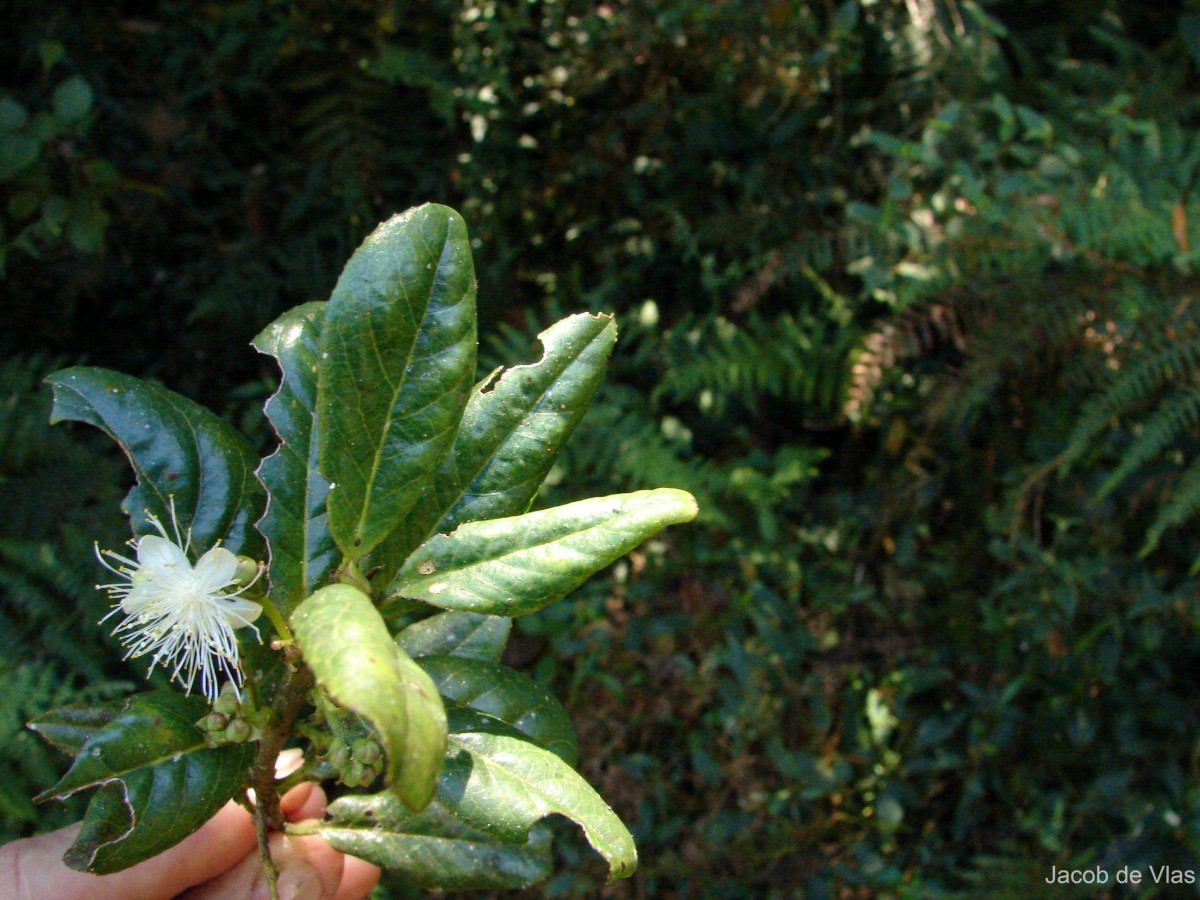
[
  {"left": 203, "top": 711, "right": 230, "bottom": 732},
  {"left": 328, "top": 738, "right": 351, "bottom": 771},
  {"left": 213, "top": 691, "right": 240, "bottom": 716},
  {"left": 358, "top": 764, "right": 378, "bottom": 785},
  {"left": 353, "top": 738, "right": 382, "bottom": 766},
  {"left": 224, "top": 718, "right": 252, "bottom": 743},
  {"left": 233, "top": 555, "right": 261, "bottom": 588},
  {"left": 344, "top": 759, "right": 365, "bottom": 787}
]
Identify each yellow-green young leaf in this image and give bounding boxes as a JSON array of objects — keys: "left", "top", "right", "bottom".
[
  {"left": 386, "top": 489, "right": 698, "bottom": 616},
  {"left": 34, "top": 692, "right": 254, "bottom": 874},
  {"left": 291, "top": 585, "right": 447, "bottom": 810},
  {"left": 46, "top": 367, "right": 265, "bottom": 557},
  {"left": 368, "top": 312, "right": 616, "bottom": 581},
  {"left": 418, "top": 656, "right": 577, "bottom": 766},
  {"left": 253, "top": 302, "right": 337, "bottom": 614},
  {"left": 320, "top": 796, "right": 553, "bottom": 890},
  {"left": 439, "top": 708, "right": 637, "bottom": 882},
  {"left": 317, "top": 204, "right": 476, "bottom": 561},
  {"left": 396, "top": 611, "right": 511, "bottom": 662}
]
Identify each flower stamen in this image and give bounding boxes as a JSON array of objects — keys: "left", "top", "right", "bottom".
[{"left": 95, "top": 500, "right": 263, "bottom": 703}]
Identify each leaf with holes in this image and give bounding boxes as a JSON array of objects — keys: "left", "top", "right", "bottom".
[
  {"left": 369, "top": 312, "right": 616, "bottom": 581},
  {"left": 386, "top": 489, "right": 698, "bottom": 615},
  {"left": 437, "top": 708, "right": 636, "bottom": 882},
  {"left": 321, "top": 795, "right": 553, "bottom": 890}
]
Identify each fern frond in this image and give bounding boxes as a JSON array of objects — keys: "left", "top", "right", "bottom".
[
  {"left": 1098, "top": 387, "right": 1200, "bottom": 497},
  {"left": 0, "top": 537, "right": 113, "bottom": 683},
  {"left": 656, "top": 313, "right": 857, "bottom": 422},
  {"left": 846, "top": 299, "right": 971, "bottom": 422},
  {"left": 0, "top": 354, "right": 128, "bottom": 682},
  {"left": 1060, "top": 333, "right": 1200, "bottom": 472},
  {"left": 0, "top": 653, "right": 129, "bottom": 837},
  {"left": 1056, "top": 170, "right": 1182, "bottom": 267},
  {"left": 846, "top": 279, "right": 1115, "bottom": 426},
  {"left": 1140, "top": 454, "right": 1200, "bottom": 556}
]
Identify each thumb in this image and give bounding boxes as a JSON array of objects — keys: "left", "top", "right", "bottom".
[
  {"left": 0, "top": 799, "right": 257, "bottom": 900},
  {"left": 178, "top": 830, "right": 344, "bottom": 900},
  {"left": 269, "top": 832, "right": 344, "bottom": 900}
]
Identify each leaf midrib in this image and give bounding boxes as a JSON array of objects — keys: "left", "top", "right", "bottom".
[
  {"left": 414, "top": 318, "right": 612, "bottom": 552},
  {"left": 348, "top": 219, "right": 459, "bottom": 550},
  {"left": 445, "top": 730, "right": 628, "bottom": 865},
  {"left": 49, "top": 704, "right": 210, "bottom": 796},
  {"left": 414, "top": 495, "right": 670, "bottom": 576}
]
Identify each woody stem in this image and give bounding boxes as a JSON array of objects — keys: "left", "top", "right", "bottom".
[{"left": 250, "top": 660, "right": 314, "bottom": 899}]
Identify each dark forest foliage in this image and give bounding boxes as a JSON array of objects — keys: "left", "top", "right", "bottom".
[{"left": 5, "top": 0, "right": 1200, "bottom": 895}]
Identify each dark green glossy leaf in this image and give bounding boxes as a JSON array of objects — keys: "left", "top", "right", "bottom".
[
  {"left": 440, "top": 708, "right": 636, "bottom": 882},
  {"left": 369, "top": 313, "right": 616, "bottom": 581},
  {"left": 27, "top": 702, "right": 122, "bottom": 755},
  {"left": 396, "top": 611, "right": 511, "bottom": 662},
  {"left": 386, "top": 489, "right": 698, "bottom": 616},
  {"left": 46, "top": 367, "right": 265, "bottom": 557},
  {"left": 254, "top": 302, "right": 337, "bottom": 614},
  {"left": 239, "top": 637, "right": 291, "bottom": 713},
  {"left": 291, "top": 584, "right": 446, "bottom": 810},
  {"left": 321, "top": 795, "right": 552, "bottom": 890},
  {"left": 419, "top": 655, "right": 577, "bottom": 766},
  {"left": 65, "top": 782, "right": 132, "bottom": 872},
  {"left": 36, "top": 692, "right": 254, "bottom": 874},
  {"left": 317, "top": 204, "right": 476, "bottom": 560}
]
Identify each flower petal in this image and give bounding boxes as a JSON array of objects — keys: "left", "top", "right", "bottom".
[
  {"left": 136, "top": 534, "right": 190, "bottom": 571},
  {"left": 193, "top": 546, "right": 239, "bottom": 591},
  {"left": 220, "top": 595, "right": 263, "bottom": 628}
]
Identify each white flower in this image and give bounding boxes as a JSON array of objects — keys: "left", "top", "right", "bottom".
[{"left": 96, "top": 504, "right": 262, "bottom": 703}]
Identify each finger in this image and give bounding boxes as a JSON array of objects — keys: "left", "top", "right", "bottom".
[
  {"left": 333, "top": 853, "right": 382, "bottom": 900},
  {"left": 178, "top": 829, "right": 345, "bottom": 900},
  {"left": 0, "top": 799, "right": 257, "bottom": 900},
  {"left": 275, "top": 748, "right": 305, "bottom": 778},
  {"left": 174, "top": 846, "right": 262, "bottom": 900},
  {"left": 283, "top": 782, "right": 327, "bottom": 822},
  {"left": 274, "top": 832, "right": 344, "bottom": 900},
  {"left": 279, "top": 780, "right": 318, "bottom": 819},
  {"left": 280, "top": 782, "right": 378, "bottom": 899}
]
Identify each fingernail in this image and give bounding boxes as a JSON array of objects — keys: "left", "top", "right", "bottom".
[{"left": 275, "top": 746, "right": 305, "bottom": 778}]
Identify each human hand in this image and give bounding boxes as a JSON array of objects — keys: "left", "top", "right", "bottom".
[{"left": 0, "top": 753, "right": 380, "bottom": 900}]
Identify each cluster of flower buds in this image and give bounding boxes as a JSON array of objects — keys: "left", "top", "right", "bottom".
[
  {"left": 198, "top": 683, "right": 261, "bottom": 747},
  {"left": 325, "top": 735, "right": 383, "bottom": 788}
]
